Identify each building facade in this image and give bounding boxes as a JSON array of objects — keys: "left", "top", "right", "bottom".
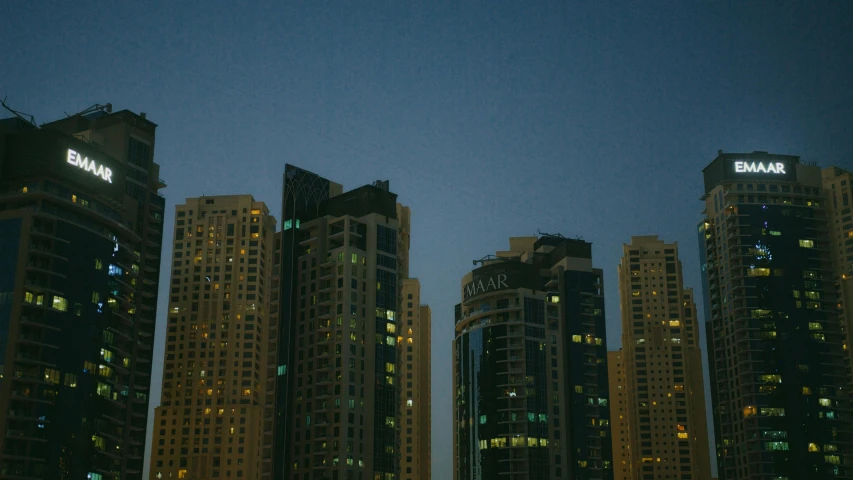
[
  {"left": 453, "top": 235, "right": 613, "bottom": 480},
  {"left": 273, "top": 164, "right": 418, "bottom": 480},
  {"left": 149, "top": 196, "right": 276, "bottom": 480},
  {"left": 617, "top": 236, "right": 711, "bottom": 480},
  {"left": 607, "top": 350, "right": 632, "bottom": 480},
  {"left": 0, "top": 106, "right": 165, "bottom": 479},
  {"left": 399, "top": 279, "right": 431, "bottom": 480},
  {"left": 821, "top": 167, "right": 853, "bottom": 377},
  {"left": 698, "top": 151, "right": 853, "bottom": 479}
]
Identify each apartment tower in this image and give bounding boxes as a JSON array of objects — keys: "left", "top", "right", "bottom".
[
  {"left": 149, "top": 196, "right": 276, "bottom": 480},
  {"left": 454, "top": 235, "right": 613, "bottom": 480},
  {"left": 273, "top": 164, "right": 414, "bottom": 480},
  {"left": 617, "top": 236, "right": 711, "bottom": 480},
  {"left": 699, "top": 151, "right": 853, "bottom": 479},
  {"left": 607, "top": 350, "right": 632, "bottom": 480},
  {"left": 0, "top": 105, "right": 165, "bottom": 479},
  {"left": 400, "top": 279, "right": 431, "bottom": 480},
  {"left": 821, "top": 167, "right": 853, "bottom": 377}
]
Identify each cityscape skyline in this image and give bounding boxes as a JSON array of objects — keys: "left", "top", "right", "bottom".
[{"left": 4, "top": 2, "right": 853, "bottom": 479}]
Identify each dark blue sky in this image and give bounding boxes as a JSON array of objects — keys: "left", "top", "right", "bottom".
[{"left": 3, "top": 1, "right": 853, "bottom": 478}]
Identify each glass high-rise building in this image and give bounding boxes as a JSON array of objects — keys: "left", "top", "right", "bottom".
[
  {"left": 616, "top": 236, "right": 711, "bottom": 480},
  {"left": 0, "top": 107, "right": 165, "bottom": 479},
  {"left": 698, "top": 151, "right": 853, "bottom": 479},
  {"left": 273, "top": 164, "right": 420, "bottom": 480},
  {"left": 149, "top": 196, "right": 276, "bottom": 480},
  {"left": 453, "top": 235, "right": 613, "bottom": 480}
]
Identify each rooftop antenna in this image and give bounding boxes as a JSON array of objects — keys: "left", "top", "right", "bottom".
[
  {"left": 66, "top": 103, "right": 113, "bottom": 118},
  {"left": 473, "top": 254, "right": 515, "bottom": 266},
  {"left": 0, "top": 97, "right": 37, "bottom": 127},
  {"left": 536, "top": 229, "right": 566, "bottom": 239}
]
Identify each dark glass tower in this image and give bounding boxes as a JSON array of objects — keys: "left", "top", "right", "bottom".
[
  {"left": 273, "top": 165, "right": 411, "bottom": 480},
  {"left": 0, "top": 107, "right": 165, "bottom": 480},
  {"left": 453, "top": 235, "right": 613, "bottom": 480},
  {"left": 698, "top": 151, "right": 852, "bottom": 479}
]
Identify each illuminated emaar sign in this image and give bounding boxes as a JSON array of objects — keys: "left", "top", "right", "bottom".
[
  {"left": 67, "top": 149, "right": 113, "bottom": 183},
  {"left": 463, "top": 274, "right": 509, "bottom": 300},
  {"left": 734, "top": 161, "right": 786, "bottom": 174}
]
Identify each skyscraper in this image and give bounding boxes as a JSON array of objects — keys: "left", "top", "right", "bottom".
[
  {"left": 149, "top": 196, "right": 276, "bottom": 480},
  {"left": 607, "top": 350, "right": 632, "bottom": 480},
  {"left": 273, "top": 164, "right": 416, "bottom": 480},
  {"left": 821, "top": 166, "right": 853, "bottom": 376},
  {"left": 399, "top": 279, "right": 431, "bottom": 480},
  {"left": 0, "top": 106, "right": 165, "bottom": 479},
  {"left": 454, "top": 235, "right": 613, "bottom": 480},
  {"left": 617, "top": 236, "right": 711, "bottom": 480},
  {"left": 698, "top": 151, "right": 853, "bottom": 479}
]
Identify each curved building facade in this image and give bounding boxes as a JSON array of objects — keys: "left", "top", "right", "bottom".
[
  {"left": 0, "top": 109, "right": 165, "bottom": 480},
  {"left": 454, "top": 236, "right": 613, "bottom": 480}
]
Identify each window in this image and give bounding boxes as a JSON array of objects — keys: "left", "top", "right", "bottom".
[
  {"left": 44, "top": 368, "right": 60, "bottom": 384},
  {"left": 799, "top": 239, "right": 815, "bottom": 248},
  {"left": 52, "top": 295, "right": 68, "bottom": 311}
]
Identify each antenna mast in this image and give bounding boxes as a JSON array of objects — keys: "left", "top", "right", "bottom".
[{"left": 0, "top": 97, "right": 37, "bottom": 127}]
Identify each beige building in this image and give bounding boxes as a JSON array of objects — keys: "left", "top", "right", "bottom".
[
  {"left": 149, "top": 196, "right": 276, "bottom": 480},
  {"left": 400, "top": 279, "right": 431, "bottom": 480},
  {"left": 617, "top": 236, "right": 711, "bottom": 480},
  {"left": 822, "top": 166, "right": 853, "bottom": 374},
  {"left": 608, "top": 350, "right": 633, "bottom": 480}
]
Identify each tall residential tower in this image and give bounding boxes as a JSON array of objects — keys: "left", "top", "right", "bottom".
[
  {"left": 617, "top": 236, "right": 711, "bottom": 480},
  {"left": 400, "top": 279, "right": 431, "bottom": 480},
  {"left": 607, "top": 350, "right": 632, "bottom": 480},
  {"left": 821, "top": 167, "right": 853, "bottom": 377},
  {"left": 699, "top": 151, "right": 852, "bottom": 479},
  {"left": 149, "top": 196, "right": 276, "bottom": 480},
  {"left": 0, "top": 106, "right": 165, "bottom": 479},
  {"left": 454, "top": 235, "right": 613, "bottom": 480},
  {"left": 273, "top": 165, "right": 427, "bottom": 480}
]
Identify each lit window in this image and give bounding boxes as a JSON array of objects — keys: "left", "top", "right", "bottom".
[
  {"left": 819, "top": 398, "right": 832, "bottom": 407},
  {"left": 748, "top": 267, "right": 771, "bottom": 277},
  {"left": 24, "top": 291, "right": 33, "bottom": 303},
  {"left": 572, "top": 335, "right": 581, "bottom": 343},
  {"left": 799, "top": 239, "right": 815, "bottom": 248},
  {"left": 250, "top": 209, "right": 261, "bottom": 215},
  {"left": 52, "top": 295, "right": 68, "bottom": 312},
  {"left": 406, "top": 399, "right": 413, "bottom": 407},
  {"left": 808, "top": 443, "right": 820, "bottom": 452}
]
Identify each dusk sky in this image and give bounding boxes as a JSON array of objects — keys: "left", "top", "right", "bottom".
[{"left": 3, "top": 1, "right": 853, "bottom": 478}]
